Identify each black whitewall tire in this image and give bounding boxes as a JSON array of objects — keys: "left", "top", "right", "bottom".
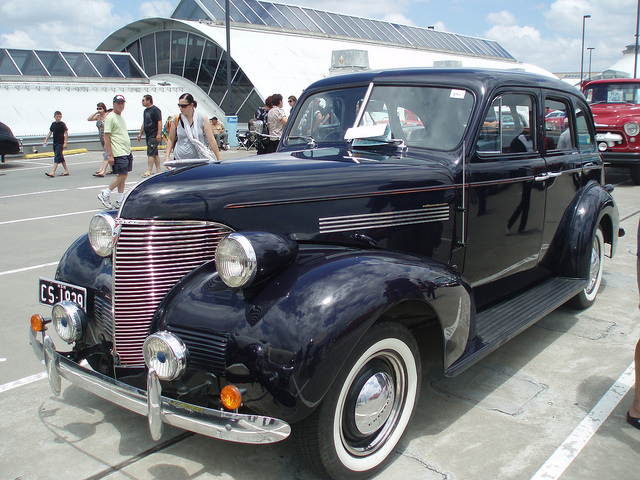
[
  {"left": 297, "top": 322, "right": 421, "bottom": 479},
  {"left": 569, "top": 226, "right": 604, "bottom": 309}
]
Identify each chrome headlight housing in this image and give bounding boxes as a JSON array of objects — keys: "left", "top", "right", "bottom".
[
  {"left": 143, "top": 331, "right": 188, "bottom": 381},
  {"left": 89, "top": 213, "right": 116, "bottom": 257},
  {"left": 624, "top": 122, "right": 640, "bottom": 137},
  {"left": 215, "top": 232, "right": 298, "bottom": 288},
  {"left": 52, "top": 301, "right": 86, "bottom": 343},
  {"left": 215, "top": 233, "right": 257, "bottom": 288}
]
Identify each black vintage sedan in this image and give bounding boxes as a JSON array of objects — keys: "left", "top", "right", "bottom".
[
  {"left": 30, "top": 68, "right": 622, "bottom": 479},
  {"left": 0, "top": 121, "right": 21, "bottom": 162}
]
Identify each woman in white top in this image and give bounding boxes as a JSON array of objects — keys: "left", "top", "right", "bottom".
[
  {"left": 165, "top": 93, "right": 222, "bottom": 163},
  {"left": 88, "top": 102, "right": 110, "bottom": 176}
]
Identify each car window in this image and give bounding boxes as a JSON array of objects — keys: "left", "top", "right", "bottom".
[
  {"left": 575, "top": 103, "right": 595, "bottom": 152},
  {"left": 584, "top": 82, "right": 640, "bottom": 105},
  {"left": 359, "top": 85, "right": 474, "bottom": 151},
  {"left": 545, "top": 98, "right": 572, "bottom": 151},
  {"left": 286, "top": 86, "right": 369, "bottom": 145},
  {"left": 477, "top": 94, "right": 536, "bottom": 155}
]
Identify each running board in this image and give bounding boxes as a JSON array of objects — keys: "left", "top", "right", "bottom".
[{"left": 445, "top": 277, "right": 587, "bottom": 377}]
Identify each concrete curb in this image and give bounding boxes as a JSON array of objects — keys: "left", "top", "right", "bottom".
[
  {"left": 132, "top": 145, "right": 166, "bottom": 151},
  {"left": 25, "top": 148, "right": 88, "bottom": 159}
]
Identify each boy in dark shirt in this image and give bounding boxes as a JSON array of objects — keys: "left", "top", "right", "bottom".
[{"left": 43, "top": 111, "right": 69, "bottom": 177}]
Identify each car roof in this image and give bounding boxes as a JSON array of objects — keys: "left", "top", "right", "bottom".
[{"left": 306, "top": 68, "right": 581, "bottom": 98}]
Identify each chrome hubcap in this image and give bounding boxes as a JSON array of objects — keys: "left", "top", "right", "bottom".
[
  {"left": 354, "top": 372, "right": 394, "bottom": 435},
  {"left": 586, "top": 237, "right": 601, "bottom": 294}
]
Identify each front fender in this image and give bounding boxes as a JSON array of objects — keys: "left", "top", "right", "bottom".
[
  {"left": 154, "top": 247, "right": 472, "bottom": 423},
  {"left": 55, "top": 233, "right": 113, "bottom": 297},
  {"left": 541, "top": 180, "right": 619, "bottom": 277}
]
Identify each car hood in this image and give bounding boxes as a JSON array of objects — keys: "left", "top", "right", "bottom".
[
  {"left": 591, "top": 104, "right": 640, "bottom": 128},
  {"left": 120, "top": 148, "right": 454, "bottom": 240}
]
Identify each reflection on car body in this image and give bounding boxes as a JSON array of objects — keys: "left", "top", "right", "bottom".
[{"left": 31, "top": 68, "right": 622, "bottom": 480}]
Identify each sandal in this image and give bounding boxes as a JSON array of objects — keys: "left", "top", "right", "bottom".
[
  {"left": 93, "top": 173, "right": 105, "bottom": 177},
  {"left": 60, "top": 173, "right": 69, "bottom": 176},
  {"left": 627, "top": 412, "right": 640, "bottom": 430},
  {"left": 45, "top": 172, "right": 54, "bottom": 177}
]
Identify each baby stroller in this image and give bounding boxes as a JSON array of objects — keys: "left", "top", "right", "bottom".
[{"left": 236, "top": 130, "right": 257, "bottom": 150}]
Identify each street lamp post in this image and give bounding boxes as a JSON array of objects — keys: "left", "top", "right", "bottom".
[
  {"left": 587, "top": 47, "right": 595, "bottom": 80},
  {"left": 580, "top": 14, "right": 591, "bottom": 86}
]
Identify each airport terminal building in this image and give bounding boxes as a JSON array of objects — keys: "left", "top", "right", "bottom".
[{"left": 0, "top": 0, "right": 554, "bottom": 144}]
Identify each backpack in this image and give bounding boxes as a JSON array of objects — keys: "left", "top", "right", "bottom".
[{"left": 162, "top": 114, "right": 180, "bottom": 141}]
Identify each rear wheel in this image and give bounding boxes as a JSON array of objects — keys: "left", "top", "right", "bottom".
[
  {"left": 631, "top": 164, "right": 640, "bottom": 185},
  {"left": 297, "top": 322, "right": 420, "bottom": 479},
  {"left": 568, "top": 227, "right": 604, "bottom": 309}
]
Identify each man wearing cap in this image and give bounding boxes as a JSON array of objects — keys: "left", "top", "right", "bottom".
[{"left": 98, "top": 95, "right": 133, "bottom": 209}]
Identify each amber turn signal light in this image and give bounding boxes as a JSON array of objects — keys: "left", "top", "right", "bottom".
[
  {"left": 220, "top": 384, "right": 242, "bottom": 410},
  {"left": 31, "top": 314, "right": 47, "bottom": 332}
]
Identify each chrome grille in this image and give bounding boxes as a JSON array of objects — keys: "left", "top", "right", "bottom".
[
  {"left": 94, "top": 295, "right": 114, "bottom": 340},
  {"left": 319, "top": 204, "right": 450, "bottom": 234},
  {"left": 167, "top": 326, "right": 229, "bottom": 375},
  {"left": 113, "top": 220, "right": 234, "bottom": 366}
]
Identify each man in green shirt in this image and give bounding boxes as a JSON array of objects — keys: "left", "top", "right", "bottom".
[{"left": 98, "top": 95, "right": 133, "bottom": 209}]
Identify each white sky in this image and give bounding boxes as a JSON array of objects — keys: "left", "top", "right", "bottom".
[{"left": 0, "top": 0, "right": 636, "bottom": 74}]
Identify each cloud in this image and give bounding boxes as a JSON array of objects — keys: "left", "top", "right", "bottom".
[
  {"left": 486, "top": 10, "right": 517, "bottom": 27},
  {"left": 140, "top": 1, "right": 175, "bottom": 19},
  {"left": 0, "top": 31, "right": 38, "bottom": 49},
  {"left": 0, "top": 0, "right": 131, "bottom": 51},
  {"left": 383, "top": 13, "right": 415, "bottom": 26}
]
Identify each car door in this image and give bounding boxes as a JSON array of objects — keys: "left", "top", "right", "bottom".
[
  {"left": 464, "top": 91, "right": 547, "bottom": 308},
  {"left": 541, "top": 94, "right": 601, "bottom": 263}
]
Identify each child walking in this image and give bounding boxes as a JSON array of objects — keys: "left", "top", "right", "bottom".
[{"left": 43, "top": 111, "right": 70, "bottom": 177}]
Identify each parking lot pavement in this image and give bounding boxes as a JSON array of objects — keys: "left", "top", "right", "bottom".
[{"left": 0, "top": 155, "right": 638, "bottom": 480}]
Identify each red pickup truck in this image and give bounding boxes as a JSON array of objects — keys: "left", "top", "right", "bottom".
[{"left": 583, "top": 78, "right": 640, "bottom": 184}]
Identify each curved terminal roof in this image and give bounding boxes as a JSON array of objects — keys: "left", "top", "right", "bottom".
[
  {"left": 171, "top": 0, "right": 515, "bottom": 61},
  {"left": 99, "top": 9, "right": 552, "bottom": 124},
  {"left": 1, "top": 0, "right": 554, "bottom": 137}
]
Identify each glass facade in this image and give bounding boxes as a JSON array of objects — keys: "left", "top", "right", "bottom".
[
  {"left": 0, "top": 49, "right": 146, "bottom": 78},
  {"left": 172, "top": 0, "right": 514, "bottom": 60},
  {"left": 125, "top": 30, "right": 260, "bottom": 123}
]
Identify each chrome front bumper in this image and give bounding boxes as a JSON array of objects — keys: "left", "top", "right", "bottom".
[{"left": 29, "top": 327, "right": 290, "bottom": 444}]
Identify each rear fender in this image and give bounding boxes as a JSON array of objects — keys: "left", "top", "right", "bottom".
[
  {"left": 541, "top": 180, "right": 618, "bottom": 277},
  {"left": 155, "top": 247, "right": 472, "bottom": 423}
]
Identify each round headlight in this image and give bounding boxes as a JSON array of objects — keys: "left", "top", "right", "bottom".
[
  {"left": 89, "top": 213, "right": 116, "bottom": 257},
  {"left": 143, "top": 331, "right": 188, "bottom": 381},
  {"left": 624, "top": 122, "right": 640, "bottom": 137},
  {"left": 52, "top": 301, "right": 86, "bottom": 343},
  {"left": 215, "top": 233, "right": 257, "bottom": 288}
]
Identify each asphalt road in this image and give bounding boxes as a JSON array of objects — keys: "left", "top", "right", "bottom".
[{"left": 1, "top": 150, "right": 639, "bottom": 480}]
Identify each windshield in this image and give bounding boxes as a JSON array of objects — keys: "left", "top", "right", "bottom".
[
  {"left": 285, "top": 86, "right": 369, "bottom": 146},
  {"left": 284, "top": 84, "right": 474, "bottom": 151},
  {"left": 584, "top": 82, "right": 640, "bottom": 105}
]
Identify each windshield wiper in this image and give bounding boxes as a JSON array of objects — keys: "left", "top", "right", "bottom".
[{"left": 287, "top": 135, "right": 317, "bottom": 148}]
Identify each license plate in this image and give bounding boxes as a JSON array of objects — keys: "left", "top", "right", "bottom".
[{"left": 39, "top": 277, "right": 87, "bottom": 311}]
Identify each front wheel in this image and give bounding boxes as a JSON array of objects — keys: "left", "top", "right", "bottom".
[
  {"left": 296, "top": 322, "right": 421, "bottom": 479},
  {"left": 568, "top": 227, "right": 604, "bottom": 309}
]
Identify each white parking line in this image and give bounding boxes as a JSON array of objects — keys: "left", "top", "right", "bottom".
[
  {"left": 0, "top": 209, "right": 101, "bottom": 226},
  {"left": 530, "top": 362, "right": 635, "bottom": 480},
  {"left": 0, "top": 189, "right": 68, "bottom": 199},
  {"left": 0, "top": 372, "right": 47, "bottom": 394},
  {"left": 0, "top": 262, "right": 59, "bottom": 277}
]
